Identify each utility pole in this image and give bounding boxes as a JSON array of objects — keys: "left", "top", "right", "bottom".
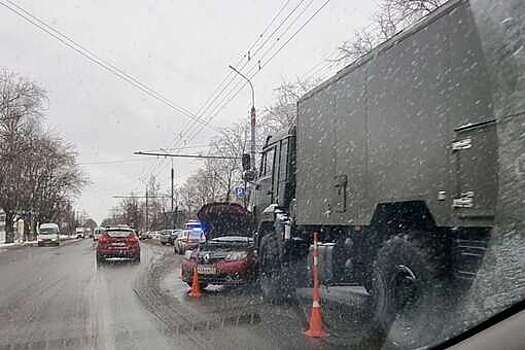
[
  {"left": 228, "top": 65, "right": 256, "bottom": 170},
  {"left": 171, "top": 159, "right": 175, "bottom": 229},
  {"left": 145, "top": 189, "right": 148, "bottom": 233}
]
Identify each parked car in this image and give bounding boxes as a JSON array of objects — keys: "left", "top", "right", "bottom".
[
  {"left": 159, "top": 229, "right": 181, "bottom": 245},
  {"left": 96, "top": 227, "right": 140, "bottom": 264},
  {"left": 140, "top": 231, "right": 152, "bottom": 240},
  {"left": 175, "top": 227, "right": 205, "bottom": 254},
  {"left": 173, "top": 230, "right": 185, "bottom": 254},
  {"left": 181, "top": 203, "right": 256, "bottom": 287},
  {"left": 173, "top": 230, "right": 188, "bottom": 254},
  {"left": 159, "top": 230, "right": 171, "bottom": 245},
  {"left": 37, "top": 223, "right": 61, "bottom": 246}
]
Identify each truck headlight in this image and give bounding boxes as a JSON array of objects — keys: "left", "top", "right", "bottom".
[{"left": 225, "top": 251, "right": 248, "bottom": 261}]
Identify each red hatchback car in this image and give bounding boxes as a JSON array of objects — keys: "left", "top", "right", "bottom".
[
  {"left": 96, "top": 227, "right": 140, "bottom": 264},
  {"left": 181, "top": 203, "right": 256, "bottom": 288}
]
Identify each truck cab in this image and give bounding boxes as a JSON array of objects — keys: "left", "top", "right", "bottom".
[{"left": 249, "top": 128, "right": 296, "bottom": 235}]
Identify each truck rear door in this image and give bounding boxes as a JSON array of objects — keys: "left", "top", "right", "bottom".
[{"left": 451, "top": 120, "right": 498, "bottom": 226}]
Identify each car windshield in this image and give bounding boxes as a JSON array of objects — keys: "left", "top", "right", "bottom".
[
  {"left": 1, "top": 1, "right": 524, "bottom": 349},
  {"left": 39, "top": 228, "right": 58, "bottom": 235}
]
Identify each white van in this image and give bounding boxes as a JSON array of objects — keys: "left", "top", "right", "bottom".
[
  {"left": 75, "top": 227, "right": 85, "bottom": 239},
  {"left": 38, "top": 223, "right": 60, "bottom": 246}
]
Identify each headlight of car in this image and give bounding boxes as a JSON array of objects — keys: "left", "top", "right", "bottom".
[
  {"left": 225, "top": 251, "right": 248, "bottom": 261},
  {"left": 184, "top": 250, "right": 194, "bottom": 260}
]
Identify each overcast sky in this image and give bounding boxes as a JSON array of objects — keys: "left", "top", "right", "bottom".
[{"left": 0, "top": 0, "right": 376, "bottom": 223}]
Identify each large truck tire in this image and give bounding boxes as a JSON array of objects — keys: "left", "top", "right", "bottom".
[
  {"left": 259, "top": 233, "right": 294, "bottom": 304},
  {"left": 370, "top": 233, "right": 450, "bottom": 349}
]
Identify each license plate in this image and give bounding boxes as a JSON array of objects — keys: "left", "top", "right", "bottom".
[
  {"left": 111, "top": 242, "right": 126, "bottom": 247},
  {"left": 197, "top": 265, "right": 217, "bottom": 275}
]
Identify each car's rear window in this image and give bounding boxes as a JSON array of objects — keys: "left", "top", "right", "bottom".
[
  {"left": 185, "top": 223, "right": 201, "bottom": 230},
  {"left": 189, "top": 231, "right": 203, "bottom": 240},
  {"left": 106, "top": 230, "right": 133, "bottom": 238}
]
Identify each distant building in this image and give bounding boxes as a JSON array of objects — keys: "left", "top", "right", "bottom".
[{"left": 0, "top": 210, "right": 26, "bottom": 243}]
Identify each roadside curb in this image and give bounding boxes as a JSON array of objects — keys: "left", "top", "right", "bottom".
[{"left": 0, "top": 237, "right": 82, "bottom": 251}]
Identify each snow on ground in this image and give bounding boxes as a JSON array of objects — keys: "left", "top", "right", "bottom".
[{"left": 0, "top": 236, "right": 80, "bottom": 251}]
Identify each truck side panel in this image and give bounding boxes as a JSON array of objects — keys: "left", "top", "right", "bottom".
[
  {"left": 365, "top": 6, "right": 451, "bottom": 226},
  {"left": 296, "top": 88, "right": 336, "bottom": 225},
  {"left": 296, "top": 0, "right": 496, "bottom": 228},
  {"left": 333, "top": 66, "right": 367, "bottom": 224}
]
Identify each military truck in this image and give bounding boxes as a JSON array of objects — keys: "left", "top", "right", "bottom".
[{"left": 243, "top": 0, "right": 525, "bottom": 341}]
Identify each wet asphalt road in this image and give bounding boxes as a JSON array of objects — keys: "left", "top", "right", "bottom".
[{"left": 0, "top": 239, "right": 382, "bottom": 350}]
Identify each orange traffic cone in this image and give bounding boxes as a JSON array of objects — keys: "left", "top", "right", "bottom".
[
  {"left": 304, "top": 232, "right": 328, "bottom": 338},
  {"left": 188, "top": 266, "right": 202, "bottom": 298},
  {"left": 304, "top": 295, "right": 328, "bottom": 338}
]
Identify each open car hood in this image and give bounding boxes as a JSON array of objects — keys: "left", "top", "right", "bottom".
[{"left": 197, "top": 202, "right": 251, "bottom": 240}]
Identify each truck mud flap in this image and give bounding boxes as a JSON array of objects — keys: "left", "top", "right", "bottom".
[{"left": 451, "top": 229, "right": 490, "bottom": 281}]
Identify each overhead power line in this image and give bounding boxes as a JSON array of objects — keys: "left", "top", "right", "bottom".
[
  {"left": 256, "top": 0, "right": 333, "bottom": 74},
  {"left": 112, "top": 195, "right": 170, "bottom": 199},
  {"left": 166, "top": 0, "right": 322, "bottom": 160},
  {"left": 140, "top": 0, "right": 302, "bottom": 183},
  {"left": 183, "top": 0, "right": 333, "bottom": 143},
  {"left": 0, "top": 0, "right": 215, "bottom": 130},
  {"left": 167, "top": 0, "right": 308, "bottom": 153},
  {"left": 134, "top": 151, "right": 239, "bottom": 160},
  {"left": 78, "top": 159, "right": 152, "bottom": 165},
  {"left": 137, "top": 0, "right": 332, "bottom": 189}
]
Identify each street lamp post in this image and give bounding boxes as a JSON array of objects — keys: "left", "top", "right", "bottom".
[{"left": 228, "top": 65, "right": 256, "bottom": 171}]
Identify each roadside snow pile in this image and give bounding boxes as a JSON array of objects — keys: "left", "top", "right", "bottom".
[{"left": 0, "top": 240, "right": 38, "bottom": 250}]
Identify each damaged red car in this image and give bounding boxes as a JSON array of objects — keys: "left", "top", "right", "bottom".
[{"left": 181, "top": 203, "right": 256, "bottom": 288}]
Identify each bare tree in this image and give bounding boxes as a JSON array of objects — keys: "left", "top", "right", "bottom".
[
  {"left": 336, "top": 0, "right": 446, "bottom": 63},
  {"left": 120, "top": 194, "right": 142, "bottom": 230},
  {"left": 176, "top": 79, "right": 317, "bottom": 213},
  {"left": 207, "top": 122, "right": 249, "bottom": 202},
  {"left": 0, "top": 70, "right": 47, "bottom": 242},
  {"left": 0, "top": 69, "right": 87, "bottom": 242},
  {"left": 259, "top": 79, "right": 317, "bottom": 136}
]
